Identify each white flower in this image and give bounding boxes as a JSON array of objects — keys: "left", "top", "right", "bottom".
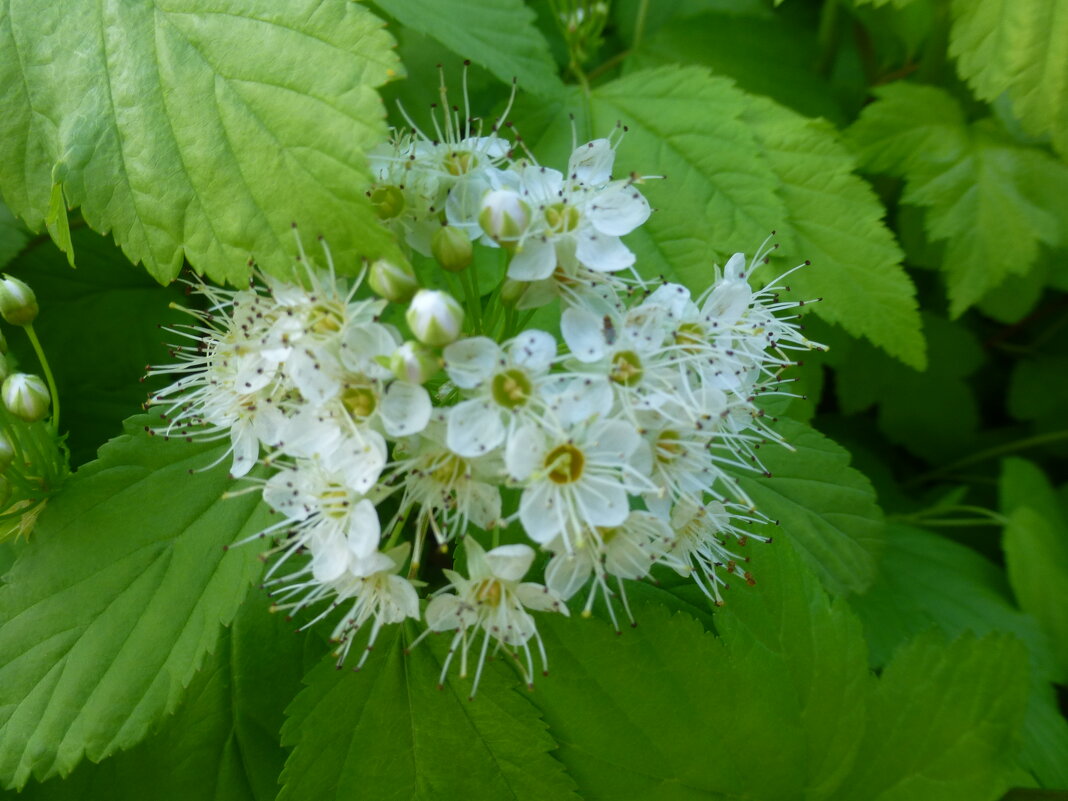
[
  {"left": 414, "top": 539, "right": 567, "bottom": 695},
  {"left": 506, "top": 416, "right": 653, "bottom": 548},
  {"left": 407, "top": 289, "right": 465, "bottom": 347}
]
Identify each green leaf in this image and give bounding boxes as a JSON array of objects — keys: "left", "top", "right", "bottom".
[
  {"left": 0, "top": 199, "right": 29, "bottom": 269},
  {"left": 531, "top": 539, "right": 868, "bottom": 801},
  {"left": 1009, "top": 355, "right": 1068, "bottom": 431},
  {"left": 44, "top": 183, "right": 74, "bottom": 269},
  {"left": 831, "top": 630, "right": 1029, "bottom": 801},
  {"left": 279, "top": 623, "right": 579, "bottom": 801},
  {"left": 735, "top": 417, "right": 885, "bottom": 596},
  {"left": 1000, "top": 459, "right": 1068, "bottom": 680},
  {"left": 950, "top": 0, "right": 1068, "bottom": 157},
  {"left": 4, "top": 228, "right": 187, "bottom": 465},
  {"left": 374, "top": 0, "right": 564, "bottom": 98},
  {"left": 0, "top": 0, "right": 403, "bottom": 286},
  {"left": 13, "top": 593, "right": 314, "bottom": 801},
  {"left": 0, "top": 415, "right": 270, "bottom": 788},
  {"left": 848, "top": 83, "right": 1068, "bottom": 316},
  {"left": 518, "top": 66, "right": 924, "bottom": 368}
]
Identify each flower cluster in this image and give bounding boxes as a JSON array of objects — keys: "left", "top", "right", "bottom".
[{"left": 150, "top": 91, "right": 823, "bottom": 694}]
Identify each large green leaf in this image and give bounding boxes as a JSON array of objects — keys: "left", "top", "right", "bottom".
[
  {"left": 4, "top": 228, "right": 187, "bottom": 465},
  {"left": 831, "top": 630, "right": 1029, "bottom": 801},
  {"left": 13, "top": 593, "right": 315, "bottom": 801},
  {"left": 279, "top": 622, "right": 580, "bottom": 801},
  {"left": 373, "top": 0, "right": 563, "bottom": 98},
  {"left": 531, "top": 539, "right": 868, "bottom": 801},
  {"left": 848, "top": 83, "right": 1068, "bottom": 316},
  {"left": 0, "top": 0, "right": 402, "bottom": 286},
  {"left": 1000, "top": 458, "right": 1068, "bottom": 680},
  {"left": 518, "top": 66, "right": 925, "bottom": 368},
  {"left": 0, "top": 199, "right": 29, "bottom": 268},
  {"left": 0, "top": 415, "right": 270, "bottom": 788},
  {"left": 950, "top": 0, "right": 1068, "bottom": 157},
  {"left": 736, "top": 418, "right": 885, "bottom": 596}
]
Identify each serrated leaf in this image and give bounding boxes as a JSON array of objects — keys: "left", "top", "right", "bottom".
[
  {"left": 999, "top": 459, "right": 1068, "bottom": 679},
  {"left": 735, "top": 417, "right": 884, "bottom": 596},
  {"left": 848, "top": 83, "right": 1068, "bottom": 316},
  {"left": 0, "top": 0, "right": 403, "bottom": 286},
  {"left": 517, "top": 66, "right": 924, "bottom": 368},
  {"left": 4, "top": 228, "right": 187, "bottom": 465},
  {"left": 44, "top": 183, "right": 74, "bottom": 269},
  {"left": 0, "top": 415, "right": 270, "bottom": 788},
  {"left": 374, "top": 0, "right": 563, "bottom": 98},
  {"left": 950, "top": 0, "right": 1068, "bottom": 157},
  {"left": 13, "top": 593, "right": 313, "bottom": 801},
  {"left": 0, "top": 199, "right": 30, "bottom": 269},
  {"left": 279, "top": 622, "right": 579, "bottom": 801},
  {"left": 831, "top": 631, "right": 1028, "bottom": 801},
  {"left": 531, "top": 539, "right": 868, "bottom": 801}
]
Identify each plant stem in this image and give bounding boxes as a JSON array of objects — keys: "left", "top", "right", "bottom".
[
  {"left": 23, "top": 324, "right": 59, "bottom": 433},
  {"left": 815, "top": 0, "right": 842, "bottom": 77},
  {"left": 904, "top": 430, "right": 1068, "bottom": 488}
]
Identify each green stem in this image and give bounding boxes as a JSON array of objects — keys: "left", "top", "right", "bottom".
[
  {"left": 464, "top": 267, "right": 483, "bottom": 333},
  {"left": 904, "top": 430, "right": 1068, "bottom": 488},
  {"left": 815, "top": 0, "right": 842, "bottom": 78},
  {"left": 916, "top": 0, "right": 951, "bottom": 84},
  {"left": 24, "top": 324, "right": 59, "bottom": 432}
]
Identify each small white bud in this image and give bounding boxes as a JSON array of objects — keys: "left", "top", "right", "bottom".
[
  {"left": 0, "top": 275, "right": 38, "bottom": 326},
  {"left": 390, "top": 340, "right": 440, "bottom": 384},
  {"left": 479, "top": 190, "right": 531, "bottom": 246},
  {"left": 2, "top": 373, "right": 50, "bottom": 422},
  {"left": 406, "top": 290, "right": 464, "bottom": 347},
  {"left": 368, "top": 258, "right": 418, "bottom": 303}
]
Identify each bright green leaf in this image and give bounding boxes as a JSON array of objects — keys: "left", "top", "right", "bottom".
[
  {"left": 279, "top": 623, "right": 579, "bottom": 801},
  {"left": 0, "top": 0, "right": 403, "bottom": 286},
  {"left": 735, "top": 417, "right": 884, "bottom": 596},
  {"left": 518, "top": 66, "right": 924, "bottom": 367},
  {"left": 950, "top": 0, "right": 1068, "bottom": 157},
  {"left": 832, "top": 630, "right": 1029, "bottom": 801},
  {"left": 848, "top": 83, "right": 1068, "bottom": 316},
  {"left": 1000, "top": 458, "right": 1068, "bottom": 679},
  {"left": 532, "top": 539, "right": 868, "bottom": 801},
  {"left": 44, "top": 183, "right": 74, "bottom": 269},
  {"left": 374, "top": 0, "right": 564, "bottom": 98},
  {"left": 0, "top": 415, "right": 270, "bottom": 788}
]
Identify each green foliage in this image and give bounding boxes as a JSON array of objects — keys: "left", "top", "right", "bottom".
[
  {"left": 0, "top": 0, "right": 403, "bottom": 286},
  {"left": 280, "top": 622, "right": 579, "bottom": 801},
  {"left": 373, "top": 0, "right": 564, "bottom": 98},
  {"left": 0, "top": 415, "right": 269, "bottom": 788},
  {"left": 848, "top": 83, "right": 1068, "bottom": 316},
  {"left": 0, "top": 200, "right": 29, "bottom": 268},
  {"left": 950, "top": 0, "right": 1068, "bottom": 157}
]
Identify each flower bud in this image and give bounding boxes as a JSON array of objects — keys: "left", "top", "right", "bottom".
[
  {"left": 499, "top": 278, "right": 529, "bottom": 307},
  {"left": 369, "top": 185, "right": 405, "bottom": 220},
  {"left": 368, "top": 258, "right": 418, "bottom": 303},
  {"left": 479, "top": 190, "right": 530, "bottom": 246},
  {"left": 2, "top": 373, "right": 50, "bottom": 422},
  {"left": 390, "top": 340, "right": 440, "bottom": 384},
  {"left": 0, "top": 431, "right": 13, "bottom": 470},
  {"left": 406, "top": 290, "right": 464, "bottom": 347},
  {"left": 431, "top": 225, "right": 473, "bottom": 273},
  {"left": 0, "top": 275, "right": 38, "bottom": 326}
]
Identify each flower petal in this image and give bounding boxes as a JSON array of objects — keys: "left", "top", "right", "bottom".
[
  {"left": 379, "top": 381, "right": 432, "bottom": 437},
  {"left": 444, "top": 337, "right": 502, "bottom": 389},
  {"left": 484, "top": 543, "right": 535, "bottom": 581},
  {"left": 447, "top": 398, "right": 505, "bottom": 457},
  {"left": 508, "top": 238, "right": 557, "bottom": 280}
]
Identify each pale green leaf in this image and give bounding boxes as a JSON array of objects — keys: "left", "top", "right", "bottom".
[
  {"left": 0, "top": 0, "right": 403, "bottom": 286},
  {"left": 279, "top": 623, "right": 579, "bottom": 801},
  {"left": 735, "top": 417, "right": 884, "bottom": 596},
  {"left": 44, "top": 183, "right": 74, "bottom": 269},
  {"left": 1000, "top": 458, "right": 1068, "bottom": 679},
  {"left": 517, "top": 66, "right": 924, "bottom": 367},
  {"left": 950, "top": 0, "right": 1068, "bottom": 157},
  {"left": 374, "top": 0, "right": 564, "bottom": 98},
  {"left": 0, "top": 415, "right": 270, "bottom": 788},
  {"left": 831, "top": 631, "right": 1029, "bottom": 801},
  {"left": 531, "top": 539, "right": 868, "bottom": 801}
]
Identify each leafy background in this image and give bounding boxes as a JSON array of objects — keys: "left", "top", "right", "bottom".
[{"left": 0, "top": 0, "right": 1066, "bottom": 799}]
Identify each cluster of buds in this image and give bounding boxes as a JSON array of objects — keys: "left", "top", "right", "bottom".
[
  {"left": 0, "top": 275, "right": 68, "bottom": 540},
  {"left": 149, "top": 85, "right": 823, "bottom": 694}
]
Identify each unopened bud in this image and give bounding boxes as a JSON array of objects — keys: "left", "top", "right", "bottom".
[
  {"left": 431, "top": 225, "right": 473, "bottom": 273},
  {"left": 2, "top": 373, "right": 50, "bottom": 422},
  {"left": 390, "top": 341, "right": 440, "bottom": 384},
  {"left": 0, "top": 431, "right": 13, "bottom": 470},
  {"left": 479, "top": 190, "right": 530, "bottom": 246},
  {"left": 500, "top": 278, "right": 529, "bottom": 307},
  {"left": 368, "top": 258, "right": 418, "bottom": 303},
  {"left": 369, "top": 185, "right": 405, "bottom": 220},
  {"left": 406, "top": 290, "right": 464, "bottom": 347},
  {"left": 0, "top": 275, "right": 38, "bottom": 326}
]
